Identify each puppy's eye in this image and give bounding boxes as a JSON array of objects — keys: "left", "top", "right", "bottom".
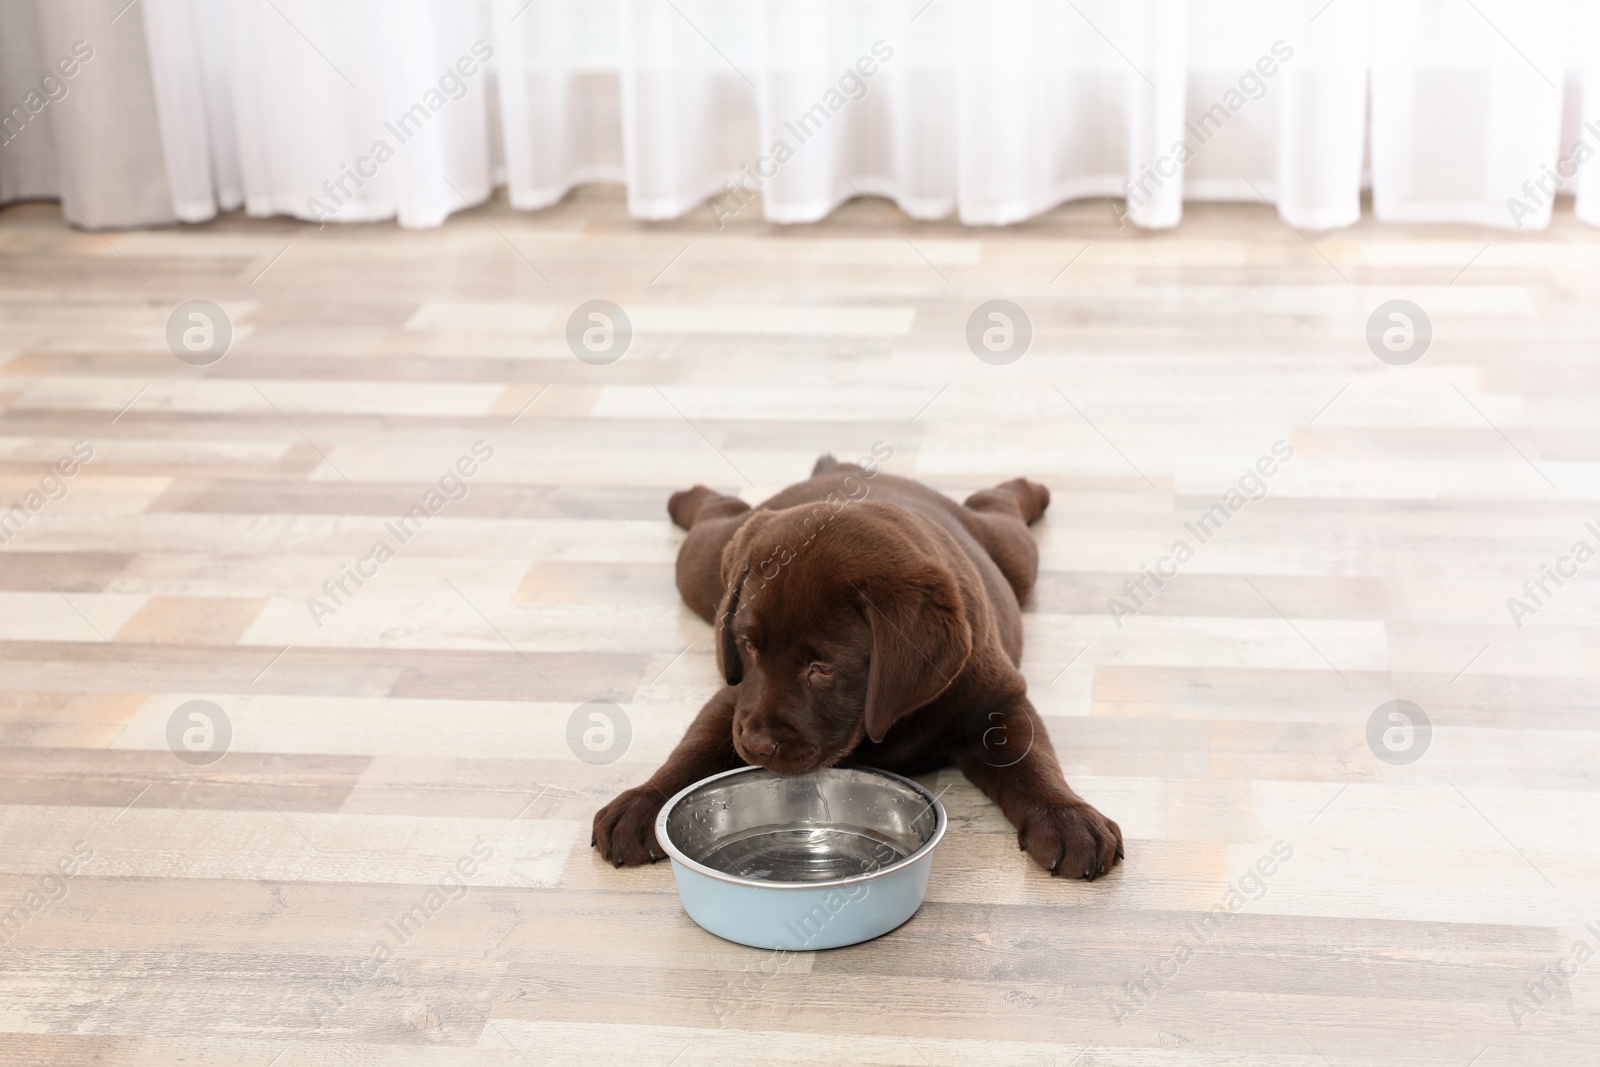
[{"left": 807, "top": 663, "right": 835, "bottom": 683}]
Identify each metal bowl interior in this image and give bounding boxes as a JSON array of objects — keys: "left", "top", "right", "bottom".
[{"left": 660, "top": 766, "right": 945, "bottom": 887}]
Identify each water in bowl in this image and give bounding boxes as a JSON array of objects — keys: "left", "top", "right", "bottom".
[{"left": 700, "top": 824, "right": 910, "bottom": 882}]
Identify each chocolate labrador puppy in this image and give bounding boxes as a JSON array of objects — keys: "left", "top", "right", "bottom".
[{"left": 592, "top": 454, "right": 1123, "bottom": 879}]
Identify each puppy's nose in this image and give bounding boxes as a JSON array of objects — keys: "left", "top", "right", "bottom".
[{"left": 739, "top": 724, "right": 779, "bottom": 760}]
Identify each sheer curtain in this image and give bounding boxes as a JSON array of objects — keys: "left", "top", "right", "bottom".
[
  {"left": 141, "top": 0, "right": 500, "bottom": 228},
  {"left": 2, "top": 0, "right": 1596, "bottom": 231},
  {"left": 0, "top": 0, "right": 175, "bottom": 228}
]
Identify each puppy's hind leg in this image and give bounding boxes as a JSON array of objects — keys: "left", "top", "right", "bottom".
[
  {"left": 965, "top": 477, "right": 1050, "bottom": 525},
  {"left": 811, "top": 453, "right": 842, "bottom": 476},
  {"left": 961, "top": 478, "right": 1050, "bottom": 603},
  {"left": 669, "top": 486, "right": 753, "bottom": 623},
  {"left": 669, "top": 484, "right": 748, "bottom": 530}
]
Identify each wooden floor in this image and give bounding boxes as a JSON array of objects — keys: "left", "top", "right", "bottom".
[{"left": 1, "top": 187, "right": 1598, "bottom": 1066}]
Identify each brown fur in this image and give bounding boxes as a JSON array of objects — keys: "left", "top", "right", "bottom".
[{"left": 592, "top": 457, "right": 1123, "bottom": 879}]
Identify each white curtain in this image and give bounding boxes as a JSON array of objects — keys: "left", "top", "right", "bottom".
[
  {"left": 1185, "top": 0, "right": 1371, "bottom": 229},
  {"left": 493, "top": 0, "right": 624, "bottom": 212},
  {"left": 0, "top": 0, "right": 176, "bottom": 228},
  {"left": 4, "top": 0, "right": 1597, "bottom": 231},
  {"left": 141, "top": 0, "right": 500, "bottom": 228},
  {"left": 1369, "top": 0, "right": 1569, "bottom": 228}
]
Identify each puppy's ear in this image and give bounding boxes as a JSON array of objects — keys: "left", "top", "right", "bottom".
[
  {"left": 859, "top": 565, "right": 972, "bottom": 743},
  {"left": 715, "top": 564, "right": 748, "bottom": 686}
]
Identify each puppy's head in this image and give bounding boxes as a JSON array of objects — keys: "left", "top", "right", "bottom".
[{"left": 714, "top": 501, "right": 972, "bottom": 774}]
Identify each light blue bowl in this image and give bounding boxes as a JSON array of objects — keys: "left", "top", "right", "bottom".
[{"left": 655, "top": 766, "right": 947, "bottom": 951}]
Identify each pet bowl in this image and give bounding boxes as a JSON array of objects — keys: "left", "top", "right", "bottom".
[{"left": 655, "top": 765, "right": 947, "bottom": 950}]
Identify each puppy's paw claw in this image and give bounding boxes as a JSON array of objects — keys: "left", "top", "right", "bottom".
[
  {"left": 592, "top": 785, "right": 668, "bottom": 867},
  {"left": 1017, "top": 802, "right": 1123, "bottom": 881}
]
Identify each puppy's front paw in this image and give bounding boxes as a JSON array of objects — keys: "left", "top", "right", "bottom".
[
  {"left": 1017, "top": 802, "right": 1124, "bottom": 880},
  {"left": 592, "top": 785, "right": 668, "bottom": 867}
]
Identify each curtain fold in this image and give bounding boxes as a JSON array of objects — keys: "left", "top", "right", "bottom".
[
  {"left": 1271, "top": 0, "right": 1370, "bottom": 231},
  {"left": 1, "top": 0, "right": 174, "bottom": 229},
  {"left": 2, "top": 0, "right": 1596, "bottom": 231},
  {"left": 618, "top": 0, "right": 761, "bottom": 220},
  {"left": 492, "top": 0, "right": 626, "bottom": 212},
  {"left": 1581, "top": 5, "right": 1600, "bottom": 227},
  {"left": 0, "top": 0, "right": 58, "bottom": 207},
  {"left": 141, "top": 0, "right": 497, "bottom": 228},
  {"left": 1183, "top": 0, "right": 1370, "bottom": 230},
  {"left": 1371, "top": 0, "right": 1568, "bottom": 229},
  {"left": 140, "top": 0, "right": 243, "bottom": 221},
  {"left": 957, "top": 0, "right": 1186, "bottom": 227},
  {"left": 755, "top": 0, "right": 952, "bottom": 224}
]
